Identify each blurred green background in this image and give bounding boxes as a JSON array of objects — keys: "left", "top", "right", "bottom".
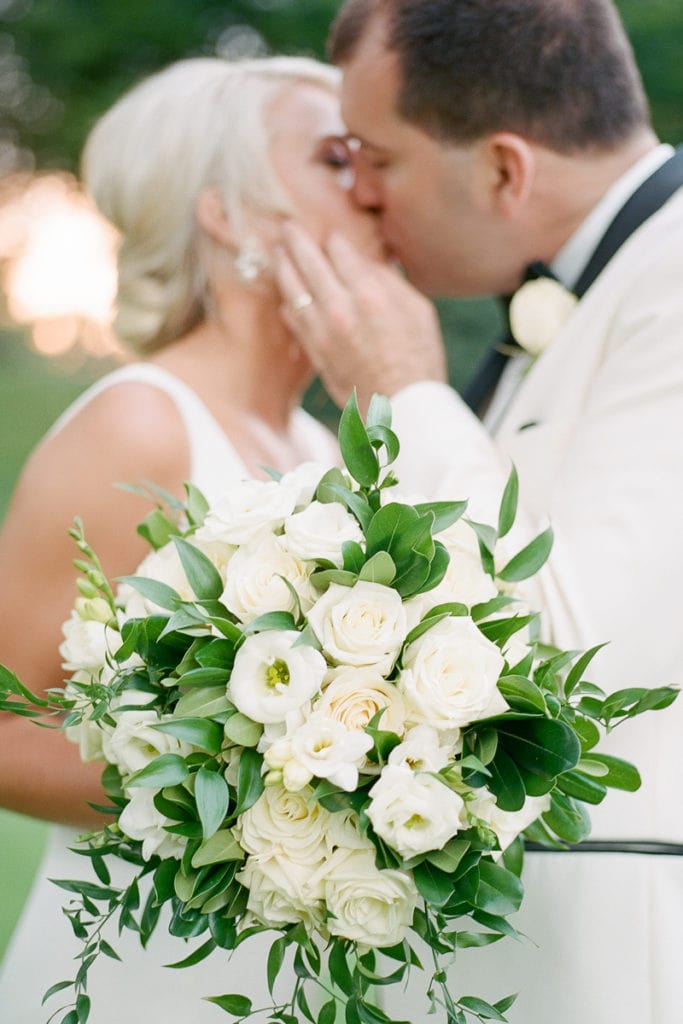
[{"left": 0, "top": 0, "right": 681, "bottom": 960}]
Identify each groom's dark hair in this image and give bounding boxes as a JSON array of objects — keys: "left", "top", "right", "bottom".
[{"left": 329, "top": 0, "right": 650, "bottom": 152}]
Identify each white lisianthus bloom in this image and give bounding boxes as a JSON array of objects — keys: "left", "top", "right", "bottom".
[
  {"left": 196, "top": 480, "right": 296, "bottom": 545},
  {"left": 279, "top": 462, "right": 329, "bottom": 510},
  {"left": 398, "top": 616, "right": 507, "bottom": 730},
  {"left": 237, "top": 852, "right": 325, "bottom": 928},
  {"left": 366, "top": 764, "right": 465, "bottom": 859},
  {"left": 288, "top": 715, "right": 374, "bottom": 792},
  {"left": 118, "top": 788, "right": 186, "bottom": 861},
  {"left": 316, "top": 666, "right": 406, "bottom": 737},
  {"left": 283, "top": 500, "right": 364, "bottom": 565},
  {"left": 221, "top": 533, "right": 314, "bottom": 624},
  {"left": 103, "top": 702, "right": 192, "bottom": 778},
  {"left": 307, "top": 581, "right": 407, "bottom": 675},
  {"left": 388, "top": 724, "right": 460, "bottom": 772},
  {"left": 464, "top": 790, "right": 551, "bottom": 854},
  {"left": 237, "top": 785, "right": 332, "bottom": 864},
  {"left": 228, "top": 630, "right": 326, "bottom": 724},
  {"left": 59, "top": 612, "right": 118, "bottom": 672},
  {"left": 315, "top": 848, "right": 418, "bottom": 947},
  {"left": 508, "top": 277, "right": 578, "bottom": 356}
]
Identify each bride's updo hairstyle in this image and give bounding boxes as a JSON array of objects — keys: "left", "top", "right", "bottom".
[{"left": 82, "top": 57, "right": 339, "bottom": 353}]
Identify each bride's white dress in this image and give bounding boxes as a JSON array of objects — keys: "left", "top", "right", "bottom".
[{"left": 0, "top": 364, "right": 338, "bottom": 1023}]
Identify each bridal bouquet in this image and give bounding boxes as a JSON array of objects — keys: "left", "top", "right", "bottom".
[{"left": 1, "top": 393, "right": 677, "bottom": 1024}]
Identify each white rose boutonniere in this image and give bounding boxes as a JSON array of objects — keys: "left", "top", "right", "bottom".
[{"left": 509, "top": 277, "right": 578, "bottom": 356}]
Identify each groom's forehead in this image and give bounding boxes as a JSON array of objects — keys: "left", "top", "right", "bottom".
[{"left": 339, "top": 25, "right": 404, "bottom": 139}]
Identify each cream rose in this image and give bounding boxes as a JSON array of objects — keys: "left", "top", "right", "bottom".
[
  {"left": 307, "top": 581, "right": 407, "bottom": 675},
  {"left": 116, "top": 541, "right": 194, "bottom": 619},
  {"left": 228, "top": 630, "right": 326, "bottom": 724},
  {"left": 316, "top": 666, "right": 406, "bottom": 737},
  {"left": 283, "top": 500, "right": 364, "bottom": 565},
  {"left": 237, "top": 852, "right": 324, "bottom": 928},
  {"left": 279, "top": 462, "right": 328, "bottom": 510},
  {"left": 409, "top": 519, "right": 497, "bottom": 623},
  {"left": 237, "top": 785, "right": 332, "bottom": 864},
  {"left": 398, "top": 616, "right": 507, "bottom": 730},
  {"left": 221, "top": 533, "right": 315, "bottom": 623},
  {"left": 196, "top": 479, "right": 295, "bottom": 545},
  {"left": 315, "top": 848, "right": 418, "bottom": 947},
  {"left": 367, "top": 764, "right": 465, "bottom": 859}
]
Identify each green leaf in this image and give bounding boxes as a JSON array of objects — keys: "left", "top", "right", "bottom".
[
  {"left": 310, "top": 568, "right": 359, "bottom": 591},
  {"left": 601, "top": 685, "right": 679, "bottom": 725},
  {"left": 118, "top": 575, "right": 181, "bottom": 611},
  {"left": 485, "top": 748, "right": 526, "bottom": 812},
  {"left": 177, "top": 667, "right": 231, "bottom": 688},
  {"left": 235, "top": 747, "right": 264, "bottom": 816},
  {"left": 497, "top": 675, "right": 547, "bottom": 715},
  {"left": 474, "top": 860, "right": 524, "bottom": 916},
  {"left": 191, "top": 829, "right": 244, "bottom": 867},
  {"left": 318, "top": 999, "right": 338, "bottom": 1024},
  {"left": 267, "top": 936, "right": 287, "bottom": 996},
  {"left": 342, "top": 540, "right": 366, "bottom": 574},
  {"left": 166, "top": 937, "right": 217, "bottom": 969},
  {"left": 366, "top": 392, "right": 392, "bottom": 430},
  {"left": 195, "top": 767, "right": 230, "bottom": 840},
  {"left": 316, "top": 467, "right": 351, "bottom": 504},
  {"left": 136, "top": 508, "right": 180, "bottom": 550},
  {"left": 223, "top": 712, "right": 263, "bottom": 748},
  {"left": 543, "top": 791, "right": 591, "bottom": 844},
  {"left": 563, "top": 644, "right": 608, "bottom": 697},
  {"left": 413, "top": 861, "right": 453, "bottom": 907},
  {"left": 329, "top": 941, "right": 353, "bottom": 996},
  {"left": 584, "top": 753, "right": 641, "bottom": 792},
  {"left": 174, "top": 687, "right": 232, "bottom": 720},
  {"left": 359, "top": 551, "right": 396, "bottom": 585},
  {"left": 184, "top": 482, "right": 210, "bottom": 527},
  {"left": 126, "top": 753, "right": 189, "bottom": 788},
  {"left": 241, "top": 611, "right": 297, "bottom": 636},
  {"left": 339, "top": 390, "right": 379, "bottom": 487},
  {"left": 459, "top": 996, "right": 508, "bottom": 1022},
  {"left": 323, "top": 483, "right": 373, "bottom": 532},
  {"left": 498, "top": 527, "right": 554, "bottom": 582},
  {"left": 556, "top": 769, "right": 606, "bottom": 805},
  {"left": 497, "top": 718, "right": 581, "bottom": 780},
  {"left": 204, "top": 994, "right": 253, "bottom": 1016},
  {"left": 173, "top": 537, "right": 224, "bottom": 601},
  {"left": 497, "top": 465, "right": 519, "bottom": 540},
  {"left": 154, "top": 718, "right": 224, "bottom": 755},
  {"left": 426, "top": 839, "right": 470, "bottom": 874},
  {"left": 367, "top": 423, "right": 400, "bottom": 464},
  {"left": 414, "top": 500, "right": 468, "bottom": 533}
]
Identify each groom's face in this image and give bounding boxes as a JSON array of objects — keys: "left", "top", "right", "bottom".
[{"left": 340, "top": 19, "right": 514, "bottom": 296}]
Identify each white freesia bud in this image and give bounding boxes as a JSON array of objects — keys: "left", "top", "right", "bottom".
[
  {"left": 398, "top": 616, "right": 507, "bottom": 730},
  {"left": 282, "top": 760, "right": 314, "bottom": 792},
  {"left": 288, "top": 715, "right": 373, "bottom": 791},
  {"left": 388, "top": 724, "right": 459, "bottom": 772},
  {"left": 307, "top": 581, "right": 407, "bottom": 675},
  {"left": 283, "top": 500, "right": 364, "bottom": 565},
  {"left": 508, "top": 277, "right": 578, "bottom": 356},
  {"left": 263, "top": 738, "right": 293, "bottom": 771},
  {"left": 316, "top": 666, "right": 406, "bottom": 737},
  {"left": 74, "top": 596, "right": 113, "bottom": 624},
  {"left": 118, "top": 788, "right": 186, "bottom": 862},
  {"left": 196, "top": 480, "right": 296, "bottom": 545},
  {"left": 314, "top": 848, "right": 418, "bottom": 947},
  {"left": 228, "top": 631, "right": 326, "bottom": 724},
  {"left": 367, "top": 764, "right": 465, "bottom": 858},
  {"left": 221, "top": 533, "right": 314, "bottom": 624}
]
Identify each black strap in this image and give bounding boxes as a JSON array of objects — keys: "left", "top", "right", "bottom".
[
  {"left": 525, "top": 839, "right": 683, "bottom": 857},
  {"left": 463, "top": 146, "right": 683, "bottom": 413}
]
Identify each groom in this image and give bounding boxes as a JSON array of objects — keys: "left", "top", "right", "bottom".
[{"left": 277, "top": 1, "right": 683, "bottom": 1022}]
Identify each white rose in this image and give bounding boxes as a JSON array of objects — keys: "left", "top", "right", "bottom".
[
  {"left": 316, "top": 848, "right": 418, "bottom": 947},
  {"left": 388, "top": 724, "right": 459, "bottom": 772},
  {"left": 279, "top": 462, "right": 329, "bottom": 509},
  {"left": 398, "top": 616, "right": 507, "bottom": 730},
  {"left": 465, "top": 790, "right": 551, "bottom": 854},
  {"left": 367, "top": 764, "right": 465, "bottom": 859},
  {"left": 116, "top": 541, "right": 193, "bottom": 619},
  {"left": 237, "top": 852, "right": 324, "bottom": 928},
  {"left": 316, "top": 666, "right": 406, "bottom": 737},
  {"left": 104, "top": 702, "right": 192, "bottom": 778},
  {"left": 288, "top": 716, "right": 373, "bottom": 792},
  {"left": 237, "top": 785, "right": 331, "bottom": 864},
  {"left": 59, "top": 611, "right": 117, "bottom": 672},
  {"left": 508, "top": 277, "right": 578, "bottom": 356},
  {"left": 307, "top": 581, "right": 407, "bottom": 675},
  {"left": 228, "top": 630, "right": 326, "bottom": 724},
  {"left": 196, "top": 480, "right": 295, "bottom": 545},
  {"left": 222, "top": 533, "right": 314, "bottom": 624},
  {"left": 409, "top": 520, "right": 497, "bottom": 624},
  {"left": 65, "top": 716, "right": 110, "bottom": 762},
  {"left": 283, "top": 501, "right": 364, "bottom": 565},
  {"left": 118, "top": 788, "right": 186, "bottom": 861}
]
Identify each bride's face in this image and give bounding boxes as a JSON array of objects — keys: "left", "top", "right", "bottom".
[{"left": 267, "top": 82, "right": 386, "bottom": 260}]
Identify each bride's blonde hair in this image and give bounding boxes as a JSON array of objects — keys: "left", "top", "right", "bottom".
[{"left": 82, "top": 56, "right": 340, "bottom": 353}]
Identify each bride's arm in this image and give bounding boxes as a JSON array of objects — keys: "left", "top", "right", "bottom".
[{"left": 0, "top": 381, "right": 190, "bottom": 826}]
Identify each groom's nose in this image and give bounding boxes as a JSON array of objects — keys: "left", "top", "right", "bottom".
[{"left": 351, "top": 156, "right": 383, "bottom": 214}]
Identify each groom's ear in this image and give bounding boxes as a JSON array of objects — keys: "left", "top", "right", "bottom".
[
  {"left": 481, "top": 133, "right": 535, "bottom": 217},
  {"left": 195, "top": 186, "right": 236, "bottom": 248}
]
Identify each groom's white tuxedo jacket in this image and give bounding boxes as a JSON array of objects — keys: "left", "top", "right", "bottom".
[{"left": 391, "top": 184, "right": 683, "bottom": 845}]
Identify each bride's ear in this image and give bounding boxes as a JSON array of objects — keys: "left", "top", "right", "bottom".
[
  {"left": 480, "top": 133, "right": 535, "bottom": 217},
  {"left": 195, "top": 187, "right": 236, "bottom": 248}
]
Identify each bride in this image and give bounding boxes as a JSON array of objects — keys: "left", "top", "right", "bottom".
[{"left": 0, "top": 55, "right": 385, "bottom": 1021}]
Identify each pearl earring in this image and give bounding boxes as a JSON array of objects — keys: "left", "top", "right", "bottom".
[{"left": 234, "top": 243, "right": 268, "bottom": 283}]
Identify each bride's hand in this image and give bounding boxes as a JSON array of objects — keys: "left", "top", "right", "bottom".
[{"left": 275, "top": 223, "right": 447, "bottom": 413}]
